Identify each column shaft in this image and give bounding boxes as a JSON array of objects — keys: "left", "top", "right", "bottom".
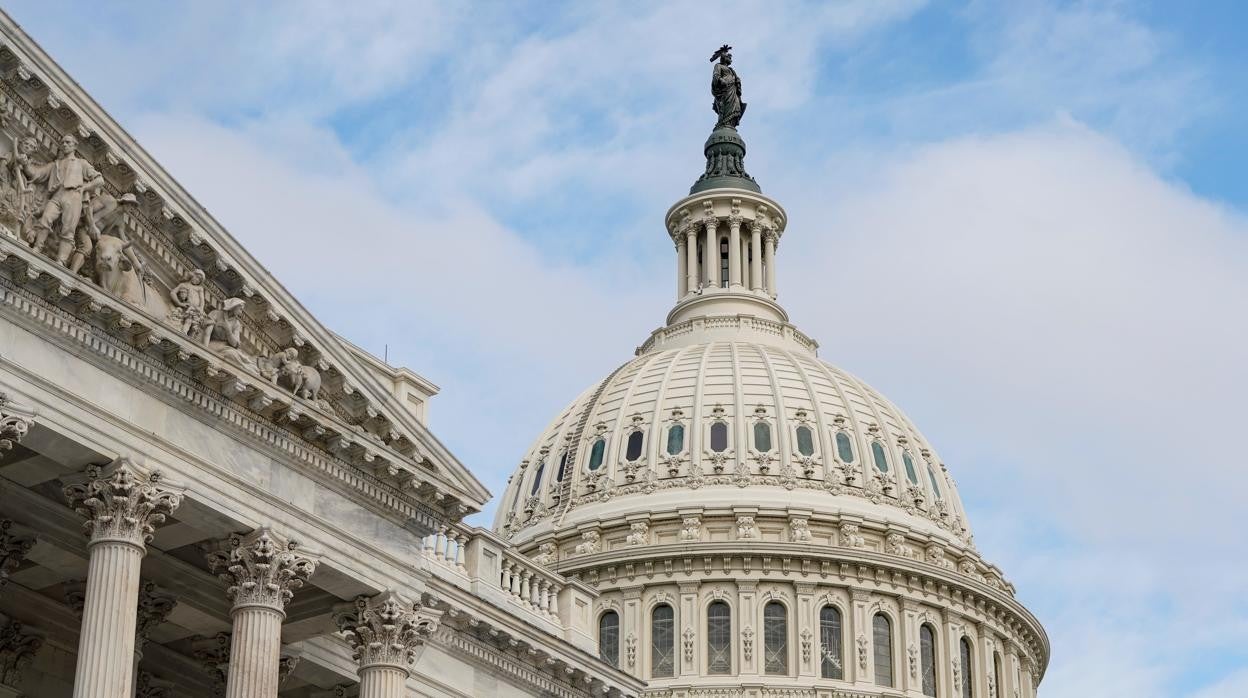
[
  {"left": 72, "top": 540, "right": 144, "bottom": 698},
  {"left": 225, "top": 606, "right": 284, "bottom": 698},
  {"left": 685, "top": 229, "right": 698, "bottom": 292},
  {"left": 728, "top": 221, "right": 742, "bottom": 286},
  {"left": 764, "top": 233, "right": 777, "bottom": 297},
  {"left": 750, "top": 225, "right": 763, "bottom": 292},
  {"left": 676, "top": 240, "right": 687, "bottom": 297},
  {"left": 359, "top": 665, "right": 408, "bottom": 698},
  {"left": 705, "top": 221, "right": 720, "bottom": 289}
]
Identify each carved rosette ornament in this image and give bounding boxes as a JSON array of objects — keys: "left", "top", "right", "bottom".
[
  {"left": 334, "top": 591, "right": 441, "bottom": 671},
  {"left": 206, "top": 528, "right": 317, "bottom": 612},
  {"left": 0, "top": 393, "right": 35, "bottom": 452},
  {"left": 62, "top": 459, "right": 183, "bottom": 546}
]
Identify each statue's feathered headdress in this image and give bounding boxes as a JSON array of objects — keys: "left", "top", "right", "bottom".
[{"left": 710, "top": 44, "right": 732, "bottom": 62}]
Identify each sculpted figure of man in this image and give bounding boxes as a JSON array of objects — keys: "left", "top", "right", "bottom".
[
  {"left": 20, "top": 134, "right": 104, "bottom": 271},
  {"left": 169, "top": 269, "right": 208, "bottom": 337}
]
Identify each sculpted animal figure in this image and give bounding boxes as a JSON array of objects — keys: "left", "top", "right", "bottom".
[
  {"left": 276, "top": 347, "right": 321, "bottom": 401},
  {"left": 93, "top": 235, "right": 141, "bottom": 303}
]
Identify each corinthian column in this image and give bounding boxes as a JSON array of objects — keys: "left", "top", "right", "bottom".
[
  {"left": 684, "top": 225, "right": 699, "bottom": 292},
  {"left": 749, "top": 222, "right": 763, "bottom": 292},
  {"left": 0, "top": 393, "right": 36, "bottom": 452},
  {"left": 763, "top": 229, "right": 777, "bottom": 297},
  {"left": 704, "top": 218, "right": 720, "bottom": 288},
  {"left": 62, "top": 459, "right": 182, "bottom": 698},
  {"left": 207, "top": 529, "right": 316, "bottom": 698},
  {"left": 334, "top": 591, "right": 442, "bottom": 698}
]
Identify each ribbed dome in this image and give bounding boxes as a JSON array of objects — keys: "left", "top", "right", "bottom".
[{"left": 494, "top": 339, "right": 972, "bottom": 550}]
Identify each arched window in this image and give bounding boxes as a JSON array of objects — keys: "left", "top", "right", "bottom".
[
  {"left": 763, "top": 602, "right": 788, "bottom": 674},
  {"left": 508, "top": 474, "right": 523, "bottom": 510},
  {"left": 835, "top": 431, "right": 854, "bottom": 462},
  {"left": 795, "top": 425, "right": 815, "bottom": 457},
  {"left": 555, "top": 452, "right": 568, "bottom": 482},
  {"left": 707, "top": 601, "right": 731, "bottom": 674},
  {"left": 587, "top": 437, "right": 606, "bottom": 471},
  {"left": 903, "top": 452, "right": 919, "bottom": 484},
  {"left": 754, "top": 421, "right": 773, "bottom": 452},
  {"left": 652, "top": 604, "right": 675, "bottom": 678},
  {"left": 710, "top": 421, "right": 729, "bottom": 453},
  {"left": 871, "top": 442, "right": 889, "bottom": 473},
  {"left": 927, "top": 467, "right": 943, "bottom": 499},
  {"left": 599, "top": 611, "right": 620, "bottom": 668},
  {"left": 993, "top": 652, "right": 1004, "bottom": 698},
  {"left": 920, "top": 624, "right": 938, "bottom": 697},
  {"left": 960, "top": 637, "right": 975, "bottom": 698},
  {"left": 666, "top": 424, "right": 685, "bottom": 455},
  {"left": 873, "top": 613, "right": 894, "bottom": 686},
  {"left": 819, "top": 606, "right": 843, "bottom": 679},
  {"left": 626, "top": 431, "right": 644, "bottom": 461},
  {"left": 529, "top": 459, "right": 546, "bottom": 496}
]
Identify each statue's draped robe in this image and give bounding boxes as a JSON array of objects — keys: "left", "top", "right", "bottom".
[{"left": 711, "top": 63, "right": 746, "bottom": 129}]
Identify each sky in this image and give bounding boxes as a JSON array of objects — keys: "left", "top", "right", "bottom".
[{"left": 5, "top": 1, "right": 1246, "bottom": 695}]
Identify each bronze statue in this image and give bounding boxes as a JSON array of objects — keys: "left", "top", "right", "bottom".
[{"left": 710, "top": 44, "right": 746, "bottom": 130}]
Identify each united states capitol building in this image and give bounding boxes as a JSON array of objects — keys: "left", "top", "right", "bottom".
[{"left": 0, "top": 14, "right": 1048, "bottom": 698}]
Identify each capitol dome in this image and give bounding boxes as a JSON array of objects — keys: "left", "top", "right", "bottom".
[{"left": 493, "top": 54, "right": 1047, "bottom": 697}]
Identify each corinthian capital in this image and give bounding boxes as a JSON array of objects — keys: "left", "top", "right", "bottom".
[
  {"left": 61, "top": 458, "right": 183, "bottom": 546},
  {"left": 334, "top": 591, "right": 442, "bottom": 671},
  {"left": 206, "top": 528, "right": 317, "bottom": 612},
  {"left": 0, "top": 521, "right": 35, "bottom": 587},
  {"left": 0, "top": 619, "right": 44, "bottom": 687},
  {"left": 136, "top": 581, "right": 178, "bottom": 648},
  {"left": 0, "top": 393, "right": 35, "bottom": 451}
]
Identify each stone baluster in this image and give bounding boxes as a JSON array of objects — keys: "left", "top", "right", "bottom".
[
  {"left": 206, "top": 529, "right": 317, "bottom": 698},
  {"left": 454, "top": 534, "right": 468, "bottom": 572},
  {"left": 509, "top": 565, "right": 521, "bottom": 596},
  {"left": 422, "top": 534, "right": 435, "bottom": 559},
  {"left": 499, "top": 562, "right": 511, "bottom": 593},
  {"left": 62, "top": 459, "right": 182, "bottom": 698},
  {"left": 519, "top": 570, "right": 531, "bottom": 607},
  {"left": 433, "top": 527, "right": 447, "bottom": 562},
  {"left": 335, "top": 591, "right": 442, "bottom": 698}
]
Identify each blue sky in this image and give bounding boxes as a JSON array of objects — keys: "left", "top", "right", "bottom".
[{"left": 7, "top": 2, "right": 1247, "bottom": 695}]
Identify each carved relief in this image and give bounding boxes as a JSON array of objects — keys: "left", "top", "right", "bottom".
[
  {"left": 886, "top": 533, "right": 916, "bottom": 559},
  {"left": 800, "top": 628, "right": 813, "bottom": 664},
  {"left": 190, "top": 632, "right": 231, "bottom": 695},
  {"left": 531, "top": 541, "right": 557, "bottom": 566},
  {"left": 679, "top": 516, "right": 701, "bottom": 542},
  {"left": 626, "top": 522, "right": 649, "bottom": 546},
  {"left": 789, "top": 517, "right": 812, "bottom": 543},
  {"left": 574, "top": 530, "right": 600, "bottom": 555},
  {"left": 682, "top": 626, "right": 695, "bottom": 664},
  {"left": 926, "top": 545, "right": 954, "bottom": 570},
  {"left": 735, "top": 515, "right": 759, "bottom": 540},
  {"left": 839, "top": 523, "right": 865, "bottom": 549},
  {"left": 136, "top": 581, "right": 178, "bottom": 650},
  {"left": 908, "top": 642, "right": 919, "bottom": 680},
  {"left": 626, "top": 632, "right": 638, "bottom": 668},
  {"left": 742, "top": 625, "right": 755, "bottom": 661},
  {"left": 857, "top": 633, "right": 869, "bottom": 670}
]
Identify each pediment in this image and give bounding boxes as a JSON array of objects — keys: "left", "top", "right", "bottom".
[{"left": 0, "top": 15, "right": 489, "bottom": 518}]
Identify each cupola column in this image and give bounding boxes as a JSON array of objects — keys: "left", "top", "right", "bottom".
[
  {"left": 676, "top": 238, "right": 688, "bottom": 298},
  {"left": 704, "top": 218, "right": 720, "bottom": 289},
  {"left": 749, "top": 222, "right": 763, "bottom": 292},
  {"left": 728, "top": 216, "right": 742, "bottom": 287},
  {"left": 685, "top": 225, "right": 699, "bottom": 293},
  {"left": 763, "top": 229, "right": 777, "bottom": 297}
]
